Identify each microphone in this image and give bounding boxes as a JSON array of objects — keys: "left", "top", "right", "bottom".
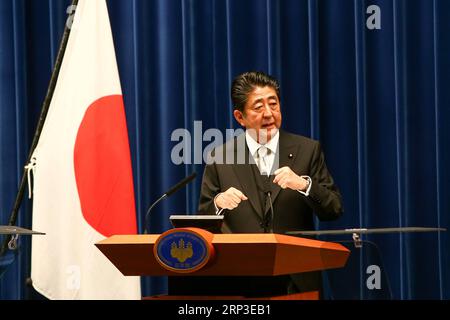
[
  {"left": 143, "top": 172, "right": 197, "bottom": 234},
  {"left": 265, "top": 191, "right": 274, "bottom": 233},
  {"left": 261, "top": 181, "right": 274, "bottom": 233}
]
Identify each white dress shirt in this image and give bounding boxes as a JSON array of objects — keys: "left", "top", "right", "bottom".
[{"left": 245, "top": 130, "right": 279, "bottom": 176}]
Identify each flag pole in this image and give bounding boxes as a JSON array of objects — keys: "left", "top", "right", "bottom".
[{"left": 0, "top": 0, "right": 79, "bottom": 257}]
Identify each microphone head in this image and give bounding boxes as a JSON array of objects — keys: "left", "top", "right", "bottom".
[
  {"left": 143, "top": 172, "right": 197, "bottom": 234},
  {"left": 165, "top": 172, "right": 197, "bottom": 197}
]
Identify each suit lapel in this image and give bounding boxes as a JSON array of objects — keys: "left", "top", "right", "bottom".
[{"left": 266, "top": 130, "right": 299, "bottom": 213}]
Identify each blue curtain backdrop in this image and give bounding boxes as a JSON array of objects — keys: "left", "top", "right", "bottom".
[{"left": 0, "top": 0, "right": 449, "bottom": 299}]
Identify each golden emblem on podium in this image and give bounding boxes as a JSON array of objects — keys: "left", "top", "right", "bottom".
[
  {"left": 170, "top": 239, "right": 193, "bottom": 262},
  {"left": 154, "top": 228, "right": 214, "bottom": 273}
]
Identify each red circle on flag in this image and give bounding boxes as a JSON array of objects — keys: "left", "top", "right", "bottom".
[{"left": 74, "top": 95, "right": 137, "bottom": 236}]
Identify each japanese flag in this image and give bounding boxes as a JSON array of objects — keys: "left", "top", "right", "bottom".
[{"left": 30, "top": 0, "right": 141, "bottom": 299}]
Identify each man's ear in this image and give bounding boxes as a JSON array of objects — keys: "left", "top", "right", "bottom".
[{"left": 233, "top": 110, "right": 245, "bottom": 127}]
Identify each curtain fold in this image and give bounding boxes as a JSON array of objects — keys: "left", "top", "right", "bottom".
[{"left": 0, "top": 0, "right": 449, "bottom": 299}]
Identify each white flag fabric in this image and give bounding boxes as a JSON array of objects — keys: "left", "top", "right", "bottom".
[{"left": 31, "top": 0, "right": 141, "bottom": 299}]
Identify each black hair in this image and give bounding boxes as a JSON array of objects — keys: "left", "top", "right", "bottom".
[{"left": 231, "top": 71, "right": 280, "bottom": 112}]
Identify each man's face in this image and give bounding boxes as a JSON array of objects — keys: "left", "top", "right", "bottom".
[{"left": 233, "top": 86, "right": 282, "bottom": 143}]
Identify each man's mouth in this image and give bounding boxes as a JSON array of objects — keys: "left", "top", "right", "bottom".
[{"left": 262, "top": 123, "right": 275, "bottom": 128}]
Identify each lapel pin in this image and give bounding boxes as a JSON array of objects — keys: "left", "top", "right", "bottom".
[{"left": 288, "top": 153, "right": 293, "bottom": 159}]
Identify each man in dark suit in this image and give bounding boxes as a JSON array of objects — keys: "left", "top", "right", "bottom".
[{"left": 197, "top": 71, "right": 343, "bottom": 297}]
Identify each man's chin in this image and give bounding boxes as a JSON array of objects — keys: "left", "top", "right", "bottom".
[{"left": 258, "top": 127, "right": 279, "bottom": 144}]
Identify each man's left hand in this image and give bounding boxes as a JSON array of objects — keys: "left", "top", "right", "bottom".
[{"left": 273, "top": 166, "right": 309, "bottom": 191}]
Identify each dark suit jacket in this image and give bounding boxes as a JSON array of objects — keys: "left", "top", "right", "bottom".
[{"left": 197, "top": 130, "right": 343, "bottom": 295}]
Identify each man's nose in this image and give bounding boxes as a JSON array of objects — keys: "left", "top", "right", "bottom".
[{"left": 263, "top": 104, "right": 273, "bottom": 117}]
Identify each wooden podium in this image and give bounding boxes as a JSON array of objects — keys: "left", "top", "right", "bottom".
[{"left": 96, "top": 228, "right": 350, "bottom": 300}]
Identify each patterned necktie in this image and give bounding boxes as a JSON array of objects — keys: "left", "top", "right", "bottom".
[{"left": 257, "top": 146, "right": 270, "bottom": 176}]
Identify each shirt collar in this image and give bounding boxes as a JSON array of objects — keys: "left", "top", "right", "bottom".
[{"left": 245, "top": 129, "right": 280, "bottom": 157}]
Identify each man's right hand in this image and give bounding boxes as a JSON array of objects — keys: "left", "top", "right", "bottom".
[{"left": 215, "top": 187, "right": 248, "bottom": 210}]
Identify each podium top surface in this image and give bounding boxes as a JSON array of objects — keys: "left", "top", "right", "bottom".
[{"left": 0, "top": 225, "right": 45, "bottom": 235}]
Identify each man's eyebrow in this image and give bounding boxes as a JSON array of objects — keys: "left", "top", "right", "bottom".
[
  {"left": 252, "top": 96, "right": 278, "bottom": 105},
  {"left": 251, "top": 98, "right": 263, "bottom": 106}
]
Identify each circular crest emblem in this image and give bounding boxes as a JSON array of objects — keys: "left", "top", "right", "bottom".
[{"left": 154, "top": 228, "right": 214, "bottom": 273}]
